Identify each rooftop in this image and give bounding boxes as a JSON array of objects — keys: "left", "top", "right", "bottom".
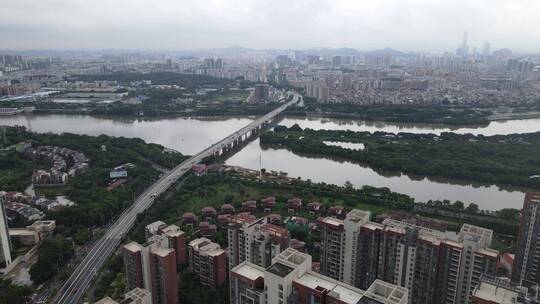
[
  {"left": 472, "top": 280, "right": 518, "bottom": 304},
  {"left": 232, "top": 262, "right": 266, "bottom": 282},
  {"left": 151, "top": 246, "right": 174, "bottom": 257},
  {"left": 123, "top": 242, "right": 142, "bottom": 253},
  {"left": 95, "top": 297, "right": 118, "bottom": 304},
  {"left": 293, "top": 271, "right": 366, "bottom": 304},
  {"left": 345, "top": 209, "right": 371, "bottom": 223},
  {"left": 331, "top": 284, "right": 365, "bottom": 304},
  {"left": 294, "top": 272, "right": 339, "bottom": 293},
  {"left": 266, "top": 262, "right": 295, "bottom": 278},
  {"left": 322, "top": 217, "right": 344, "bottom": 228},
  {"left": 161, "top": 224, "right": 184, "bottom": 237},
  {"left": 188, "top": 237, "right": 212, "bottom": 249}
]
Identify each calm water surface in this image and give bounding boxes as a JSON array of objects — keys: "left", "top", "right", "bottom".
[
  {"left": 0, "top": 114, "right": 254, "bottom": 155},
  {"left": 1, "top": 114, "right": 537, "bottom": 210},
  {"left": 280, "top": 116, "right": 540, "bottom": 136}
]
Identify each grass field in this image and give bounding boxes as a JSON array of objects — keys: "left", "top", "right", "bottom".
[{"left": 211, "top": 90, "right": 250, "bottom": 103}]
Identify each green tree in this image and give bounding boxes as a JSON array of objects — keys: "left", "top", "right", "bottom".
[{"left": 465, "top": 203, "right": 480, "bottom": 214}]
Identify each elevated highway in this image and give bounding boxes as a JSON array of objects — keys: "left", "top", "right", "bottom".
[{"left": 52, "top": 93, "right": 301, "bottom": 304}]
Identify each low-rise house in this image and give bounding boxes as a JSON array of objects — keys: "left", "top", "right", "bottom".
[
  {"left": 182, "top": 212, "right": 198, "bottom": 228},
  {"left": 35, "top": 196, "right": 75, "bottom": 211},
  {"left": 199, "top": 222, "right": 217, "bottom": 238},
  {"left": 220, "top": 203, "right": 235, "bottom": 214},
  {"left": 2, "top": 191, "right": 32, "bottom": 204},
  {"left": 5, "top": 202, "right": 44, "bottom": 221},
  {"left": 290, "top": 238, "right": 306, "bottom": 252},
  {"left": 192, "top": 164, "right": 207, "bottom": 176},
  {"left": 266, "top": 213, "right": 282, "bottom": 225},
  {"left": 201, "top": 207, "right": 217, "bottom": 221},
  {"left": 327, "top": 206, "right": 345, "bottom": 219},
  {"left": 22, "top": 144, "right": 89, "bottom": 186},
  {"left": 241, "top": 200, "right": 257, "bottom": 213},
  {"left": 261, "top": 197, "right": 276, "bottom": 212},
  {"left": 32, "top": 169, "right": 68, "bottom": 186},
  {"left": 306, "top": 201, "right": 323, "bottom": 215},
  {"left": 217, "top": 214, "right": 231, "bottom": 227},
  {"left": 287, "top": 198, "right": 302, "bottom": 213}
]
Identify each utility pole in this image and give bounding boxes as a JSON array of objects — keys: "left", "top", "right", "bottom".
[{"left": 259, "top": 153, "right": 262, "bottom": 180}]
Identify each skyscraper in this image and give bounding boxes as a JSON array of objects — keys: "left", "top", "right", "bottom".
[
  {"left": 482, "top": 41, "right": 491, "bottom": 59},
  {"left": 513, "top": 192, "right": 540, "bottom": 285},
  {"left": 457, "top": 31, "right": 469, "bottom": 57}
]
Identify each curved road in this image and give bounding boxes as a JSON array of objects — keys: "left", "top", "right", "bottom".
[{"left": 52, "top": 94, "right": 300, "bottom": 304}]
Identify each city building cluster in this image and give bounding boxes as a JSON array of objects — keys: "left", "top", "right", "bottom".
[
  {"left": 20, "top": 143, "right": 89, "bottom": 186},
  {"left": 94, "top": 191, "right": 540, "bottom": 304},
  {"left": 0, "top": 192, "right": 56, "bottom": 274},
  {"left": 1, "top": 38, "right": 538, "bottom": 114},
  {"left": 0, "top": 191, "right": 44, "bottom": 222},
  {"left": 282, "top": 51, "right": 540, "bottom": 106}
]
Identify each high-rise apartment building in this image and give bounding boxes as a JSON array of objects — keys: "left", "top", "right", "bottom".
[
  {"left": 187, "top": 237, "right": 227, "bottom": 288},
  {"left": 215, "top": 58, "right": 223, "bottom": 69},
  {"left": 319, "top": 210, "right": 371, "bottom": 285},
  {"left": 230, "top": 248, "right": 409, "bottom": 304},
  {"left": 161, "top": 224, "right": 187, "bottom": 266},
  {"left": 145, "top": 221, "right": 187, "bottom": 266},
  {"left": 204, "top": 58, "right": 215, "bottom": 69},
  {"left": 149, "top": 247, "right": 179, "bottom": 304},
  {"left": 320, "top": 209, "right": 498, "bottom": 304},
  {"left": 303, "top": 82, "right": 329, "bottom": 102},
  {"left": 123, "top": 222, "right": 181, "bottom": 304},
  {"left": 228, "top": 214, "right": 290, "bottom": 269},
  {"left": 0, "top": 194, "right": 12, "bottom": 266},
  {"left": 513, "top": 192, "right": 540, "bottom": 285},
  {"left": 253, "top": 84, "right": 270, "bottom": 102}
]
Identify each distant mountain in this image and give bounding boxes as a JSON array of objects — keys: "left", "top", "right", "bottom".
[
  {"left": 365, "top": 48, "right": 412, "bottom": 58},
  {"left": 173, "top": 46, "right": 256, "bottom": 57},
  {"left": 301, "top": 47, "right": 362, "bottom": 56}
]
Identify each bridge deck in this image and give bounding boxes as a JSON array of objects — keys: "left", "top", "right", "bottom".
[{"left": 51, "top": 94, "right": 300, "bottom": 304}]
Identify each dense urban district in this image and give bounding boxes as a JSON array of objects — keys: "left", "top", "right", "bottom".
[{"left": 0, "top": 41, "right": 539, "bottom": 304}]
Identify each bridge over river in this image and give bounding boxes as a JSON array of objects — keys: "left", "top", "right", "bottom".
[{"left": 51, "top": 93, "right": 301, "bottom": 304}]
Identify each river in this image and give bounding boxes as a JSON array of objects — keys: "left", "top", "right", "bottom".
[
  {"left": 279, "top": 116, "right": 540, "bottom": 136},
  {"left": 2, "top": 114, "right": 538, "bottom": 210}
]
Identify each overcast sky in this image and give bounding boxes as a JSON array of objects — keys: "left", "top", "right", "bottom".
[{"left": 1, "top": 0, "right": 539, "bottom": 53}]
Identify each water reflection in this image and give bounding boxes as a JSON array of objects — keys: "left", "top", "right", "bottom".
[
  {"left": 226, "top": 139, "right": 526, "bottom": 210},
  {"left": 281, "top": 116, "right": 540, "bottom": 136},
  {"left": 0, "top": 114, "right": 255, "bottom": 155}
]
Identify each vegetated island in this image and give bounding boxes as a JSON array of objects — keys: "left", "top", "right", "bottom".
[{"left": 260, "top": 124, "right": 540, "bottom": 189}]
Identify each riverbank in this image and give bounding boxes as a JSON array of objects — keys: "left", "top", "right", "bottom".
[
  {"left": 260, "top": 125, "right": 540, "bottom": 189},
  {"left": 489, "top": 110, "right": 540, "bottom": 121}
]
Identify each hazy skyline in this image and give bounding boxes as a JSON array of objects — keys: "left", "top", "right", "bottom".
[{"left": 1, "top": 0, "right": 540, "bottom": 53}]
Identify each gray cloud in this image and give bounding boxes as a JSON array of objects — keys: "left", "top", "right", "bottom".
[{"left": 0, "top": 0, "right": 539, "bottom": 52}]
